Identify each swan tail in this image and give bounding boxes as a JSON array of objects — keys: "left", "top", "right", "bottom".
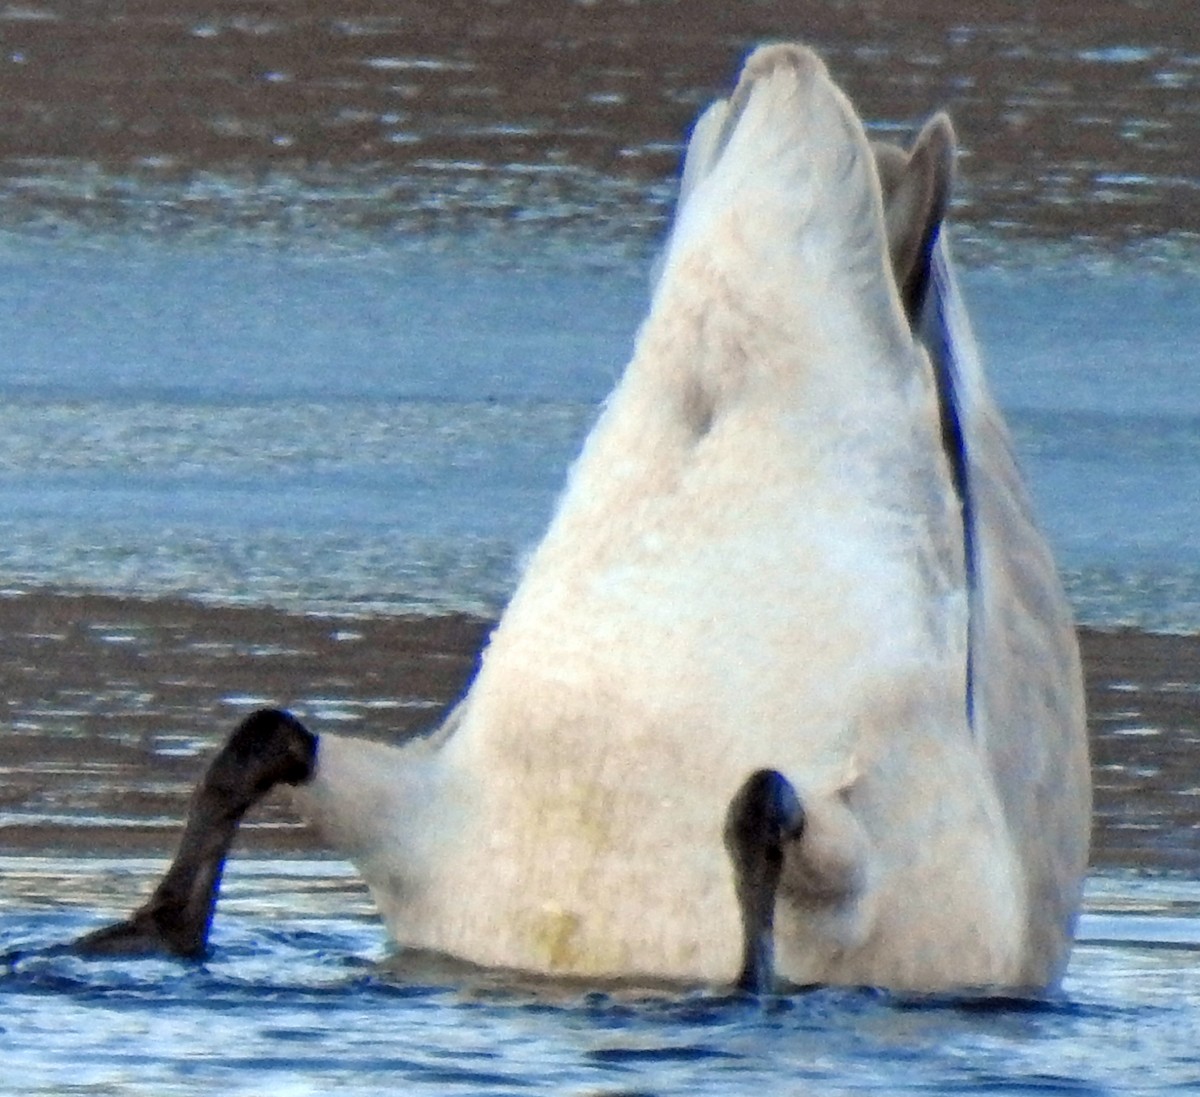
[{"left": 656, "top": 43, "right": 905, "bottom": 347}]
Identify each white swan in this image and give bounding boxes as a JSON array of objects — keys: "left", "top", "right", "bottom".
[
  {"left": 76, "top": 43, "right": 1089, "bottom": 991},
  {"left": 289, "top": 43, "right": 1090, "bottom": 992}
]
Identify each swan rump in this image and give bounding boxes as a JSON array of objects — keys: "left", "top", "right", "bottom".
[{"left": 296, "top": 43, "right": 1090, "bottom": 991}]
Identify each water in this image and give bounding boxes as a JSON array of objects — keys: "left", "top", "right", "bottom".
[
  {"left": 2, "top": 2, "right": 1200, "bottom": 1093},
  {"left": 0, "top": 240, "right": 630, "bottom": 615},
  {"left": 0, "top": 1, "right": 1198, "bottom": 627},
  {"left": 1, "top": 241, "right": 1198, "bottom": 628},
  {"left": 4, "top": 858, "right": 1200, "bottom": 1096}
]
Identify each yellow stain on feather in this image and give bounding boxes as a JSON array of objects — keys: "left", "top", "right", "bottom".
[{"left": 532, "top": 904, "right": 584, "bottom": 969}]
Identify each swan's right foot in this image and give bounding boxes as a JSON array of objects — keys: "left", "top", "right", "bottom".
[
  {"left": 724, "top": 768, "right": 805, "bottom": 994},
  {"left": 73, "top": 708, "right": 317, "bottom": 959}
]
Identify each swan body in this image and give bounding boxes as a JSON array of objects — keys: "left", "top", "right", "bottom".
[{"left": 295, "top": 44, "right": 1090, "bottom": 991}]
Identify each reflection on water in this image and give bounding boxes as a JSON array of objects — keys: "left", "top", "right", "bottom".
[
  {"left": 0, "top": 592, "right": 486, "bottom": 854},
  {"left": 1, "top": 0, "right": 1198, "bottom": 257},
  {"left": 0, "top": 591, "right": 1196, "bottom": 875}
]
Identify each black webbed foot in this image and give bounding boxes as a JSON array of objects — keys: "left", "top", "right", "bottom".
[
  {"left": 72, "top": 708, "right": 317, "bottom": 960},
  {"left": 724, "top": 768, "right": 805, "bottom": 995}
]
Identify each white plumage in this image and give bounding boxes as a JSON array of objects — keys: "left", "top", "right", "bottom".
[{"left": 294, "top": 43, "right": 1090, "bottom": 992}]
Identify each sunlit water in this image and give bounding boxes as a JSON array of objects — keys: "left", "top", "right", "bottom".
[{"left": 2, "top": 2, "right": 1200, "bottom": 1094}]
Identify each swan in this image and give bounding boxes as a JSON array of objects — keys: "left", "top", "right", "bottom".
[{"left": 76, "top": 42, "right": 1090, "bottom": 992}]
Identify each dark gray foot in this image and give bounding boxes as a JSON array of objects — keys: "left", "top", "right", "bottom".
[
  {"left": 73, "top": 709, "right": 317, "bottom": 960},
  {"left": 724, "top": 768, "right": 804, "bottom": 995}
]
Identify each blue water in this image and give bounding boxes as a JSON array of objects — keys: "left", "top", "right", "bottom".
[
  {"left": 3, "top": 235, "right": 1198, "bottom": 1095},
  {"left": 3, "top": 6, "right": 1200, "bottom": 1090},
  {"left": 2, "top": 236, "right": 1198, "bottom": 628},
  {"left": 0, "top": 238, "right": 629, "bottom": 614},
  {"left": 4, "top": 857, "right": 1200, "bottom": 1096}
]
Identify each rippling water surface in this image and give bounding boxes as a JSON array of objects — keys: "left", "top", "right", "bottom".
[
  {"left": 1, "top": 1, "right": 1199, "bottom": 626},
  {"left": 2, "top": 2, "right": 1200, "bottom": 1094},
  {"left": 2, "top": 241, "right": 1198, "bottom": 628},
  {"left": 2, "top": 0, "right": 1199, "bottom": 254},
  {"left": 5, "top": 857, "right": 1200, "bottom": 1097}
]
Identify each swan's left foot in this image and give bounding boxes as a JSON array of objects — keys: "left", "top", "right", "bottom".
[
  {"left": 73, "top": 709, "right": 317, "bottom": 959},
  {"left": 724, "top": 768, "right": 805, "bottom": 994}
]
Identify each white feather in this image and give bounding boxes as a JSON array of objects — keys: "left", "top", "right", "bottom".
[{"left": 292, "top": 43, "right": 1087, "bottom": 992}]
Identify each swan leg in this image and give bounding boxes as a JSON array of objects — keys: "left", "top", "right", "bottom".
[
  {"left": 723, "top": 769, "right": 805, "bottom": 994},
  {"left": 73, "top": 709, "right": 317, "bottom": 959}
]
